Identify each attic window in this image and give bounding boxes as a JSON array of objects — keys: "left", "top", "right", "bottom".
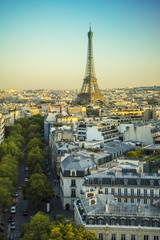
[
  {"left": 150, "top": 179, "right": 154, "bottom": 186},
  {"left": 70, "top": 170, "right": 76, "bottom": 176}
]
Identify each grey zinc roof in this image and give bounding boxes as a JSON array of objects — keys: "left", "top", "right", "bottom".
[
  {"left": 61, "top": 155, "right": 96, "bottom": 171},
  {"left": 79, "top": 193, "right": 160, "bottom": 217},
  {"left": 103, "top": 141, "right": 135, "bottom": 154}
]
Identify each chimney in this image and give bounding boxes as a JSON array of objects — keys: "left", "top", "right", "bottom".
[
  {"left": 138, "top": 202, "right": 142, "bottom": 213},
  {"left": 106, "top": 200, "right": 109, "bottom": 212},
  {"left": 90, "top": 154, "right": 95, "bottom": 161}
]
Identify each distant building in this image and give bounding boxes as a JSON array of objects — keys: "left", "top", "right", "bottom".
[
  {"left": 67, "top": 106, "right": 86, "bottom": 118},
  {"left": 76, "top": 122, "right": 119, "bottom": 142},
  {"left": 44, "top": 113, "right": 58, "bottom": 142},
  {"left": 124, "top": 125, "right": 153, "bottom": 146}
]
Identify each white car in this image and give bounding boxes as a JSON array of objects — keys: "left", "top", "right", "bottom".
[
  {"left": 11, "top": 206, "right": 16, "bottom": 214},
  {"left": 10, "top": 222, "right": 16, "bottom": 230}
]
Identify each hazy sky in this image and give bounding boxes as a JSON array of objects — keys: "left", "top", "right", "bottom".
[{"left": 0, "top": 0, "right": 160, "bottom": 90}]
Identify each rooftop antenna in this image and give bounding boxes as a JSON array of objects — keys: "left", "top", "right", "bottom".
[{"left": 89, "top": 22, "right": 91, "bottom": 31}]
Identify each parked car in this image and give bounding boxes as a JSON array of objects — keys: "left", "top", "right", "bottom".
[
  {"left": 13, "top": 192, "right": 18, "bottom": 197},
  {"left": 24, "top": 177, "right": 28, "bottom": 182},
  {"left": 8, "top": 216, "right": 14, "bottom": 222},
  {"left": 11, "top": 206, "right": 16, "bottom": 214},
  {"left": 10, "top": 222, "right": 16, "bottom": 230},
  {"left": 23, "top": 210, "right": 28, "bottom": 216}
]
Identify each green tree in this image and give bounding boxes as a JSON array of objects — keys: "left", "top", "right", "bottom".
[
  {"left": 49, "top": 216, "right": 97, "bottom": 240},
  {"left": 29, "top": 115, "right": 44, "bottom": 130},
  {"left": 33, "top": 163, "right": 43, "bottom": 174},
  {"left": 27, "top": 146, "right": 45, "bottom": 173},
  {"left": 6, "top": 134, "right": 24, "bottom": 149},
  {"left": 26, "top": 138, "right": 44, "bottom": 153},
  {"left": 0, "top": 184, "right": 12, "bottom": 210},
  {"left": 0, "top": 139, "right": 23, "bottom": 161},
  {"left": 21, "top": 212, "right": 52, "bottom": 240},
  {"left": 0, "top": 155, "right": 18, "bottom": 186},
  {"left": 10, "top": 123, "right": 22, "bottom": 134},
  {"left": 127, "top": 150, "right": 145, "bottom": 159},
  {"left": 25, "top": 173, "right": 53, "bottom": 207}
]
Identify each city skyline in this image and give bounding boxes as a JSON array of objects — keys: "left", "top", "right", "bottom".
[{"left": 0, "top": 0, "right": 160, "bottom": 90}]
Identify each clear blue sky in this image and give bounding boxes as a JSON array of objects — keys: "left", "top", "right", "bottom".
[{"left": 0, "top": 0, "right": 160, "bottom": 90}]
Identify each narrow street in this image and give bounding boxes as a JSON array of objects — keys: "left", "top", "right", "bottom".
[{"left": 1, "top": 145, "right": 73, "bottom": 240}]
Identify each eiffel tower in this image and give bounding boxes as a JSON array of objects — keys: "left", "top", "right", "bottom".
[{"left": 75, "top": 27, "right": 106, "bottom": 105}]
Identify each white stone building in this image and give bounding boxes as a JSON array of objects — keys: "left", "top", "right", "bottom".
[
  {"left": 60, "top": 154, "right": 96, "bottom": 210},
  {"left": 74, "top": 189, "right": 160, "bottom": 240}
]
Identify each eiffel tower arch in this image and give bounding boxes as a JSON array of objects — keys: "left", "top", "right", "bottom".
[{"left": 75, "top": 27, "right": 106, "bottom": 105}]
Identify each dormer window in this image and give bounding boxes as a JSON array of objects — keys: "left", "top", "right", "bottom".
[
  {"left": 137, "top": 179, "right": 141, "bottom": 186},
  {"left": 70, "top": 169, "right": 76, "bottom": 177},
  {"left": 150, "top": 179, "right": 154, "bottom": 186},
  {"left": 124, "top": 179, "right": 128, "bottom": 185}
]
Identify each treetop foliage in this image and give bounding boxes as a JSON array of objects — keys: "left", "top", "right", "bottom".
[
  {"left": 126, "top": 149, "right": 145, "bottom": 159},
  {"left": 21, "top": 213, "right": 97, "bottom": 240}
]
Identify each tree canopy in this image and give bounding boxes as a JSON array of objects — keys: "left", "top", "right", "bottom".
[
  {"left": 25, "top": 173, "right": 53, "bottom": 207},
  {"left": 26, "top": 146, "right": 45, "bottom": 173},
  {"left": 21, "top": 213, "right": 97, "bottom": 240},
  {"left": 49, "top": 216, "right": 97, "bottom": 240},
  {"left": 21, "top": 212, "right": 52, "bottom": 240},
  {"left": 126, "top": 149, "right": 145, "bottom": 159}
]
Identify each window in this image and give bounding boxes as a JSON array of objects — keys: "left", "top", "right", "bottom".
[
  {"left": 143, "top": 220, "right": 149, "bottom": 227},
  {"left": 88, "top": 218, "right": 94, "bottom": 224},
  {"left": 144, "top": 235, "right": 148, "bottom": 240},
  {"left": 118, "top": 188, "right": 121, "bottom": 196},
  {"left": 70, "top": 170, "right": 76, "bottom": 176},
  {"left": 124, "top": 189, "right": 127, "bottom": 196},
  {"left": 153, "top": 220, "right": 159, "bottom": 227},
  {"left": 144, "top": 199, "right": 147, "bottom": 204},
  {"left": 121, "top": 234, "right": 125, "bottom": 240},
  {"left": 154, "top": 237, "right": 159, "bottom": 240},
  {"left": 131, "top": 235, "right": 135, "bottom": 240},
  {"left": 131, "top": 189, "right": 134, "bottom": 196},
  {"left": 131, "top": 198, "right": 134, "bottom": 203},
  {"left": 150, "top": 189, "right": 154, "bottom": 197},
  {"left": 111, "top": 219, "right": 116, "bottom": 225},
  {"left": 111, "top": 234, "right": 116, "bottom": 240},
  {"left": 99, "top": 233, "right": 103, "bottom": 240},
  {"left": 105, "top": 188, "right": 108, "bottom": 195},
  {"left": 71, "top": 189, "right": 76, "bottom": 197},
  {"left": 144, "top": 189, "right": 147, "bottom": 196},
  {"left": 118, "top": 198, "right": 121, "bottom": 202},
  {"left": 71, "top": 179, "right": 76, "bottom": 187},
  {"left": 120, "top": 219, "right": 126, "bottom": 225},
  {"left": 97, "top": 218, "right": 104, "bottom": 225},
  {"left": 130, "top": 219, "right": 136, "bottom": 226},
  {"left": 111, "top": 188, "right": 115, "bottom": 195},
  {"left": 137, "top": 189, "right": 140, "bottom": 196}
]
